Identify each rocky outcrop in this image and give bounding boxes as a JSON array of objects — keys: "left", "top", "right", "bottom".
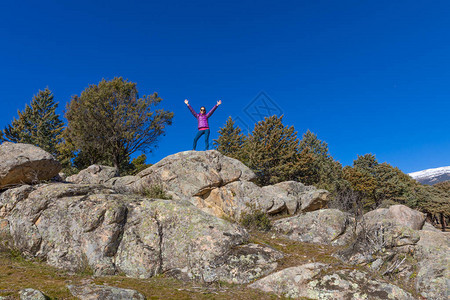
[
  {"left": 4, "top": 184, "right": 127, "bottom": 275},
  {"left": 272, "top": 209, "right": 354, "bottom": 246},
  {"left": 0, "top": 183, "right": 281, "bottom": 283},
  {"left": 115, "top": 198, "right": 282, "bottom": 283},
  {"left": 0, "top": 142, "right": 61, "bottom": 189},
  {"left": 67, "top": 284, "right": 145, "bottom": 300},
  {"left": 127, "top": 151, "right": 329, "bottom": 221},
  {"left": 66, "top": 165, "right": 118, "bottom": 185},
  {"left": 132, "top": 150, "right": 256, "bottom": 199},
  {"left": 337, "top": 205, "right": 425, "bottom": 265},
  {"left": 191, "top": 180, "right": 330, "bottom": 220},
  {"left": 249, "top": 263, "right": 415, "bottom": 299},
  {"left": 336, "top": 204, "right": 449, "bottom": 300}
]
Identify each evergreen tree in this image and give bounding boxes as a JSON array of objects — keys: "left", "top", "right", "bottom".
[
  {"left": 343, "top": 165, "right": 377, "bottom": 210},
  {"left": 129, "top": 153, "right": 152, "bottom": 175},
  {"left": 213, "top": 116, "right": 246, "bottom": 160},
  {"left": 2, "top": 88, "right": 64, "bottom": 156},
  {"left": 298, "top": 130, "right": 342, "bottom": 189},
  {"left": 353, "top": 153, "right": 378, "bottom": 176},
  {"left": 63, "top": 77, "right": 173, "bottom": 173},
  {"left": 240, "top": 115, "right": 303, "bottom": 186},
  {"left": 434, "top": 180, "right": 450, "bottom": 194},
  {"left": 374, "top": 162, "right": 417, "bottom": 207}
]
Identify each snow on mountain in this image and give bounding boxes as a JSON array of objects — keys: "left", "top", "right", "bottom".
[{"left": 409, "top": 166, "right": 450, "bottom": 185}]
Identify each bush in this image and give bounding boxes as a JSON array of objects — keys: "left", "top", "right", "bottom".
[
  {"left": 140, "top": 184, "right": 172, "bottom": 200},
  {"left": 240, "top": 208, "right": 271, "bottom": 231}
]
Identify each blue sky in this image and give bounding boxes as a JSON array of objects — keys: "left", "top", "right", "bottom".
[{"left": 0, "top": 0, "right": 449, "bottom": 173}]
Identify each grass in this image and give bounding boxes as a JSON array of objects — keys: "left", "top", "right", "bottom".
[{"left": 139, "top": 184, "right": 173, "bottom": 200}]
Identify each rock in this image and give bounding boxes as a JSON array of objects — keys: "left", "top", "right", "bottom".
[
  {"left": 1, "top": 182, "right": 281, "bottom": 283},
  {"left": 67, "top": 284, "right": 145, "bottom": 300},
  {"left": 4, "top": 183, "right": 127, "bottom": 275},
  {"left": 213, "top": 243, "right": 283, "bottom": 284},
  {"left": 66, "top": 165, "right": 118, "bottom": 185},
  {"left": 132, "top": 150, "right": 256, "bottom": 199},
  {"left": 0, "top": 142, "right": 61, "bottom": 189},
  {"left": 115, "top": 199, "right": 280, "bottom": 283},
  {"left": 105, "top": 175, "right": 138, "bottom": 192},
  {"left": 249, "top": 263, "right": 326, "bottom": 298},
  {"left": 0, "top": 185, "right": 35, "bottom": 218},
  {"left": 337, "top": 207, "right": 422, "bottom": 265},
  {"left": 249, "top": 263, "right": 415, "bottom": 299},
  {"left": 386, "top": 205, "right": 426, "bottom": 230},
  {"left": 300, "top": 189, "right": 330, "bottom": 212},
  {"left": 272, "top": 209, "right": 354, "bottom": 246},
  {"left": 260, "top": 181, "right": 329, "bottom": 214},
  {"left": 335, "top": 205, "right": 448, "bottom": 299},
  {"left": 421, "top": 222, "right": 441, "bottom": 232},
  {"left": 414, "top": 230, "right": 450, "bottom": 300},
  {"left": 19, "top": 288, "right": 48, "bottom": 300},
  {"left": 191, "top": 180, "right": 331, "bottom": 221},
  {"left": 260, "top": 181, "right": 313, "bottom": 214},
  {"left": 191, "top": 181, "right": 286, "bottom": 220}
]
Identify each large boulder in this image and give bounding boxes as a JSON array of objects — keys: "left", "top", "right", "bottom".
[
  {"left": 272, "top": 209, "right": 354, "bottom": 246},
  {"left": 336, "top": 205, "right": 448, "bottom": 299},
  {"left": 249, "top": 263, "right": 415, "bottom": 299},
  {"left": 385, "top": 205, "right": 426, "bottom": 230},
  {"left": 132, "top": 150, "right": 256, "bottom": 199},
  {"left": 338, "top": 205, "right": 425, "bottom": 265},
  {"left": 115, "top": 198, "right": 282, "bottom": 283},
  {"left": 66, "top": 165, "right": 118, "bottom": 185},
  {"left": 4, "top": 183, "right": 127, "bottom": 274},
  {"left": 191, "top": 180, "right": 330, "bottom": 220},
  {"left": 0, "top": 183, "right": 282, "bottom": 283},
  {"left": 190, "top": 181, "right": 286, "bottom": 220},
  {"left": 0, "top": 142, "right": 61, "bottom": 189}
]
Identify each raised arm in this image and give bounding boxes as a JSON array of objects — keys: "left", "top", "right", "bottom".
[
  {"left": 206, "top": 100, "right": 221, "bottom": 118},
  {"left": 185, "top": 99, "right": 198, "bottom": 118}
]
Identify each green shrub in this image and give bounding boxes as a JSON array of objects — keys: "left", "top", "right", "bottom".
[
  {"left": 140, "top": 184, "right": 172, "bottom": 200},
  {"left": 240, "top": 209, "right": 271, "bottom": 232}
]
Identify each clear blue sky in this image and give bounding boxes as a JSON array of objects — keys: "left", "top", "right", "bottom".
[{"left": 1, "top": 0, "right": 449, "bottom": 173}]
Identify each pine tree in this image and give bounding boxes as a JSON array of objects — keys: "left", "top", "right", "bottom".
[
  {"left": 298, "top": 130, "right": 342, "bottom": 189},
  {"left": 240, "top": 115, "right": 303, "bottom": 186},
  {"left": 353, "top": 154, "right": 378, "bottom": 176},
  {"left": 130, "top": 153, "right": 152, "bottom": 175},
  {"left": 213, "top": 116, "right": 246, "bottom": 160},
  {"left": 2, "top": 88, "right": 64, "bottom": 156}
]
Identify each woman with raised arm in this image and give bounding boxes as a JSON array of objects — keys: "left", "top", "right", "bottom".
[{"left": 185, "top": 99, "right": 222, "bottom": 150}]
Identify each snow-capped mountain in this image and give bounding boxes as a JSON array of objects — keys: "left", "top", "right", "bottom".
[{"left": 409, "top": 166, "right": 450, "bottom": 185}]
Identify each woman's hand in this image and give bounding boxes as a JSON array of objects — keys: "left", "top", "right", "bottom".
[
  {"left": 217, "top": 100, "right": 222, "bottom": 106},
  {"left": 184, "top": 99, "right": 189, "bottom": 105}
]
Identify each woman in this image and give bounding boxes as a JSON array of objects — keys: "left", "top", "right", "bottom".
[{"left": 185, "top": 99, "right": 222, "bottom": 150}]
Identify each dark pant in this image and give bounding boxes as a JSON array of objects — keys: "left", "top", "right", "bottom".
[{"left": 193, "top": 129, "right": 210, "bottom": 150}]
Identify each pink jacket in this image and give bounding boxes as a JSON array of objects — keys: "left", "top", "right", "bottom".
[{"left": 187, "top": 104, "right": 218, "bottom": 129}]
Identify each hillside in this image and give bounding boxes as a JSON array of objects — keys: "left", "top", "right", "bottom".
[{"left": 0, "top": 143, "right": 448, "bottom": 299}]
